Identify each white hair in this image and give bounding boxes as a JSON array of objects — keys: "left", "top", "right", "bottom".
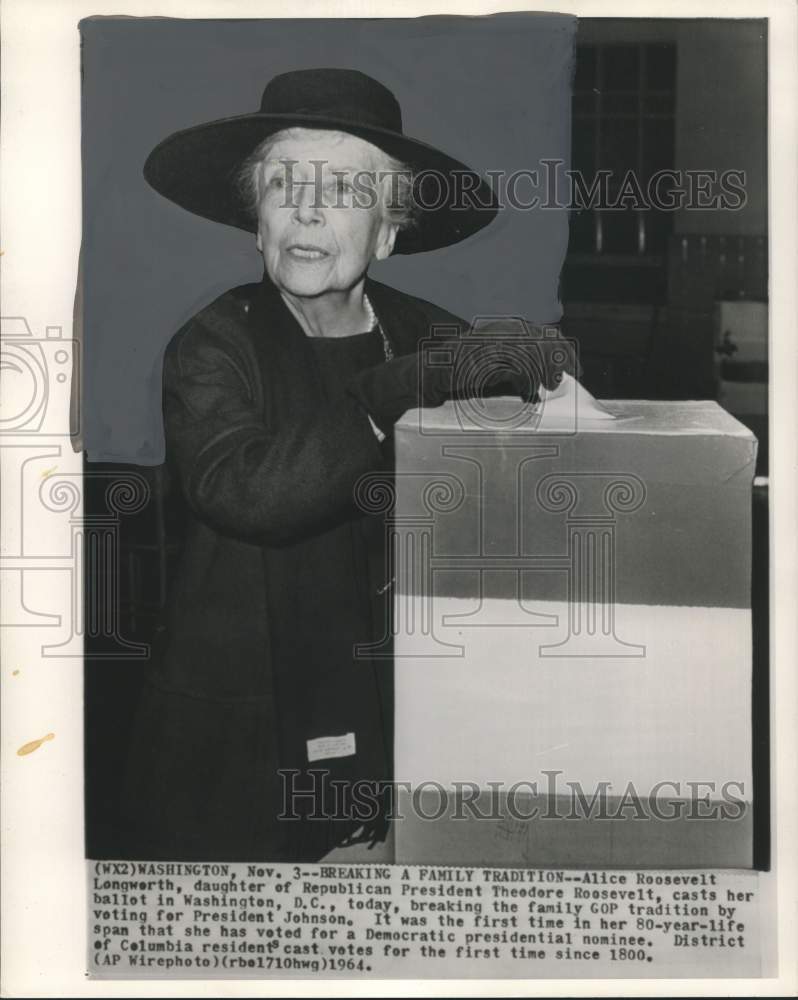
[{"left": 235, "top": 127, "right": 418, "bottom": 231}]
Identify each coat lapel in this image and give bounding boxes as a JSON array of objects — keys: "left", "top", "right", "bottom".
[{"left": 248, "top": 272, "right": 327, "bottom": 423}]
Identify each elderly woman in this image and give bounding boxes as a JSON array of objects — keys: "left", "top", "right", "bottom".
[{"left": 123, "top": 68, "right": 572, "bottom": 862}]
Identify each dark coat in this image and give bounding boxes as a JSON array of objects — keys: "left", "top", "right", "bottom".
[{"left": 122, "top": 273, "right": 468, "bottom": 861}]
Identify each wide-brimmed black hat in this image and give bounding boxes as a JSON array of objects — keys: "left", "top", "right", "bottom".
[{"left": 144, "top": 68, "right": 499, "bottom": 254}]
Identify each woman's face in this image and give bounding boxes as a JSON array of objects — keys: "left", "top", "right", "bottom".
[{"left": 254, "top": 130, "right": 398, "bottom": 300}]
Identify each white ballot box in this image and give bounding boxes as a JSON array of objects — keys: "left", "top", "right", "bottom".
[{"left": 390, "top": 391, "right": 757, "bottom": 867}]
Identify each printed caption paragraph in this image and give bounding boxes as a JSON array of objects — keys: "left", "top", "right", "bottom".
[{"left": 88, "top": 862, "right": 767, "bottom": 979}]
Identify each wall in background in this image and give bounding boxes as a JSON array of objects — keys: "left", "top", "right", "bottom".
[
  {"left": 576, "top": 17, "right": 767, "bottom": 237},
  {"left": 565, "top": 18, "right": 768, "bottom": 418}
]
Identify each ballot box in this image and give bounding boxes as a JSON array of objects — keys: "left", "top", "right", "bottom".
[{"left": 388, "top": 389, "right": 757, "bottom": 867}]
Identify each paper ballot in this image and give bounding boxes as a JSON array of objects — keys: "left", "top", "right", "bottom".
[{"left": 538, "top": 371, "right": 616, "bottom": 421}]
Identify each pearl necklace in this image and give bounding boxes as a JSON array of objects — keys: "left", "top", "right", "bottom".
[{"left": 364, "top": 294, "right": 394, "bottom": 362}]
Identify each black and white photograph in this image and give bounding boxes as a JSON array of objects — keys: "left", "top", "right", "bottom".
[
  {"left": 81, "top": 12, "right": 767, "bottom": 868},
  {"left": 1, "top": 0, "right": 796, "bottom": 992}
]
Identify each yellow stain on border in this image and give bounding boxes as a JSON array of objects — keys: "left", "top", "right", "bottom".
[
  {"left": 12, "top": 669, "right": 20, "bottom": 676},
  {"left": 41, "top": 466, "right": 58, "bottom": 480},
  {"left": 17, "top": 733, "right": 55, "bottom": 756}
]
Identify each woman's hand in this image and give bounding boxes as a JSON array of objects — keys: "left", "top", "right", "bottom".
[{"left": 347, "top": 319, "right": 580, "bottom": 435}]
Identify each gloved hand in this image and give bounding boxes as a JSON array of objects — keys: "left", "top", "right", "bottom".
[{"left": 347, "top": 319, "right": 580, "bottom": 435}]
